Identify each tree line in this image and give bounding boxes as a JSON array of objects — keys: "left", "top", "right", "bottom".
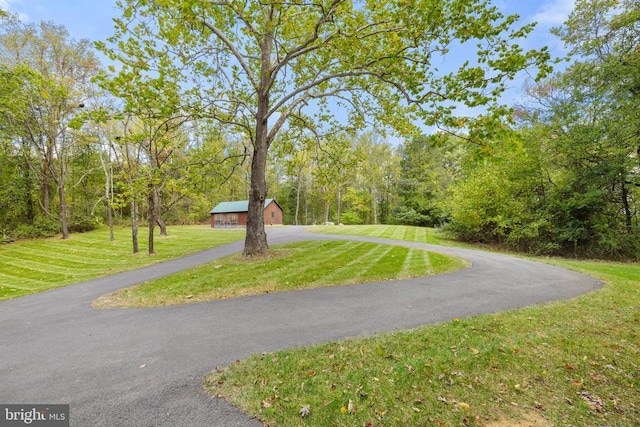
[{"left": 1, "top": 1, "right": 638, "bottom": 259}]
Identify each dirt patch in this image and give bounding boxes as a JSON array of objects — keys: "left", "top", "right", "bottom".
[{"left": 484, "top": 411, "right": 552, "bottom": 427}]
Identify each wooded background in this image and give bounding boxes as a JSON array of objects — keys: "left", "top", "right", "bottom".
[{"left": 1, "top": 1, "right": 638, "bottom": 259}]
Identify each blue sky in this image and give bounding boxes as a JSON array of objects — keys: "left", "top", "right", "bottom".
[
  {"left": 1, "top": 0, "right": 576, "bottom": 123},
  {"left": 1, "top": 0, "right": 574, "bottom": 53}
]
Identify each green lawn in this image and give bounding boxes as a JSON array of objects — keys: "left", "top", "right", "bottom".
[
  {"left": 0, "top": 226, "right": 245, "bottom": 300},
  {"left": 309, "top": 224, "right": 457, "bottom": 245},
  {"left": 93, "top": 240, "right": 467, "bottom": 308},
  {"left": 206, "top": 226, "right": 640, "bottom": 426},
  {"left": 3, "top": 224, "right": 638, "bottom": 425}
]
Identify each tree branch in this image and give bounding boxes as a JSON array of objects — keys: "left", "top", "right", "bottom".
[{"left": 198, "top": 19, "right": 260, "bottom": 91}]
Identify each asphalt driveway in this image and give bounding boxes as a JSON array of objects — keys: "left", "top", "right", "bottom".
[{"left": 0, "top": 227, "right": 602, "bottom": 426}]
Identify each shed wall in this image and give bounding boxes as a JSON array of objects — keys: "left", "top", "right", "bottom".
[
  {"left": 210, "top": 200, "right": 283, "bottom": 228},
  {"left": 264, "top": 202, "right": 283, "bottom": 225}
]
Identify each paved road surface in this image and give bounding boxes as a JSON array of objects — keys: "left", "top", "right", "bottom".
[{"left": 0, "top": 227, "right": 602, "bottom": 426}]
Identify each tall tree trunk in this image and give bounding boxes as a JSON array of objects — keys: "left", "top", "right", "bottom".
[
  {"left": 58, "top": 177, "right": 69, "bottom": 239},
  {"left": 41, "top": 137, "right": 54, "bottom": 215},
  {"left": 23, "top": 158, "right": 36, "bottom": 224},
  {"left": 337, "top": 188, "right": 342, "bottom": 224},
  {"left": 131, "top": 200, "right": 139, "bottom": 254},
  {"left": 42, "top": 159, "right": 51, "bottom": 214},
  {"left": 244, "top": 21, "right": 273, "bottom": 256},
  {"left": 305, "top": 193, "right": 308, "bottom": 226},
  {"left": 157, "top": 218, "right": 168, "bottom": 236},
  {"left": 244, "top": 141, "right": 269, "bottom": 256},
  {"left": 107, "top": 201, "right": 114, "bottom": 242},
  {"left": 621, "top": 182, "right": 632, "bottom": 233},
  {"left": 372, "top": 187, "right": 378, "bottom": 225},
  {"left": 155, "top": 188, "right": 168, "bottom": 236},
  {"left": 323, "top": 200, "right": 330, "bottom": 224},
  {"left": 54, "top": 143, "right": 69, "bottom": 240},
  {"left": 101, "top": 152, "right": 115, "bottom": 242},
  {"left": 147, "top": 184, "right": 156, "bottom": 255},
  {"left": 295, "top": 171, "right": 302, "bottom": 226}
]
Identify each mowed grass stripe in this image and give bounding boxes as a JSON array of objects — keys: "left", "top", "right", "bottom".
[
  {"left": 402, "top": 226, "right": 413, "bottom": 241},
  {"left": 0, "top": 285, "right": 33, "bottom": 298},
  {"left": 252, "top": 241, "right": 358, "bottom": 281},
  {"left": 416, "top": 226, "right": 429, "bottom": 243},
  {"left": 311, "top": 224, "right": 464, "bottom": 247},
  {"left": 314, "top": 243, "right": 399, "bottom": 284},
  {"left": 273, "top": 242, "right": 360, "bottom": 285},
  {"left": 14, "top": 244, "right": 126, "bottom": 263},
  {"left": 319, "top": 242, "right": 379, "bottom": 283},
  {"left": 371, "top": 245, "right": 437, "bottom": 279},
  {"left": 25, "top": 237, "right": 129, "bottom": 253},
  {"left": 0, "top": 272, "right": 50, "bottom": 289},
  {"left": 0, "top": 261, "right": 73, "bottom": 283},
  {"left": 361, "top": 225, "right": 382, "bottom": 236},
  {"left": 276, "top": 241, "right": 368, "bottom": 285},
  {"left": 355, "top": 245, "right": 403, "bottom": 278},
  {"left": 399, "top": 247, "right": 428, "bottom": 276},
  {"left": 0, "top": 255, "right": 107, "bottom": 278},
  {"left": 422, "top": 246, "right": 433, "bottom": 269},
  {"left": 322, "top": 244, "right": 389, "bottom": 283},
  {"left": 0, "top": 248, "right": 116, "bottom": 268}
]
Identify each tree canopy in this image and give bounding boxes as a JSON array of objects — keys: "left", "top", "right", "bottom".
[
  {"left": 2, "top": 1, "right": 638, "bottom": 260},
  {"left": 97, "top": 0, "right": 551, "bottom": 255}
]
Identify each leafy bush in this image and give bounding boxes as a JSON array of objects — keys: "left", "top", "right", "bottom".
[
  {"left": 339, "top": 210, "right": 363, "bottom": 225},
  {"left": 69, "top": 215, "right": 101, "bottom": 233},
  {"left": 393, "top": 206, "right": 441, "bottom": 227},
  {"left": 14, "top": 218, "right": 60, "bottom": 240}
]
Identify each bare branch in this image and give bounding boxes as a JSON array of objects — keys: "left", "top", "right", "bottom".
[
  {"left": 199, "top": 19, "right": 260, "bottom": 91},
  {"left": 270, "top": 0, "right": 344, "bottom": 80}
]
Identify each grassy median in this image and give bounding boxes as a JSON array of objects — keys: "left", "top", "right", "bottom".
[{"left": 93, "top": 239, "right": 466, "bottom": 308}]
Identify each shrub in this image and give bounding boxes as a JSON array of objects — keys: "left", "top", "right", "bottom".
[
  {"left": 14, "top": 218, "right": 60, "bottom": 240},
  {"left": 69, "top": 215, "right": 101, "bottom": 233},
  {"left": 339, "top": 210, "right": 363, "bottom": 225}
]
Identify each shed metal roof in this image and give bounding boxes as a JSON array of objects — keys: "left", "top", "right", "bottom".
[{"left": 210, "top": 198, "right": 276, "bottom": 214}]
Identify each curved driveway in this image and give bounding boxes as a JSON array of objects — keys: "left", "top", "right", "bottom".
[{"left": 0, "top": 227, "right": 602, "bottom": 426}]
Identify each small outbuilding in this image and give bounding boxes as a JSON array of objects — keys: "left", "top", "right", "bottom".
[{"left": 209, "top": 198, "right": 283, "bottom": 228}]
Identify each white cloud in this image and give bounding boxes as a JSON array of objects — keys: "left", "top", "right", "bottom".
[
  {"left": 0, "top": 0, "right": 16, "bottom": 11},
  {"left": 0, "top": 0, "right": 28, "bottom": 21},
  {"left": 533, "top": 0, "right": 575, "bottom": 27}
]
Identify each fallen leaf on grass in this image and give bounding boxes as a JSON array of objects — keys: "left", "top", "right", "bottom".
[
  {"left": 456, "top": 402, "right": 471, "bottom": 413},
  {"left": 299, "top": 405, "right": 310, "bottom": 418},
  {"left": 340, "top": 400, "right": 356, "bottom": 415},
  {"left": 437, "top": 395, "right": 449, "bottom": 404},
  {"left": 579, "top": 391, "right": 605, "bottom": 412}
]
